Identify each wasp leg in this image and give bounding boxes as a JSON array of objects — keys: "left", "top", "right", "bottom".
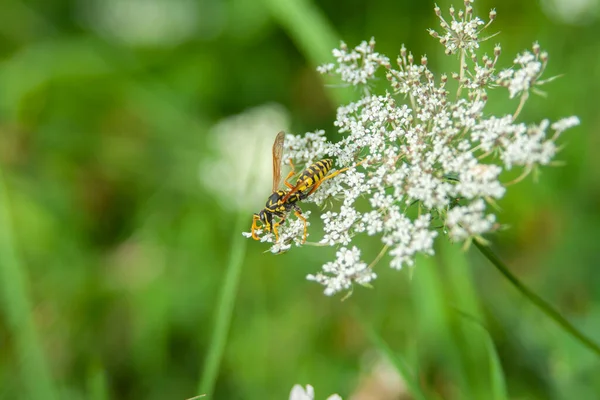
[
  {"left": 281, "top": 158, "right": 301, "bottom": 201},
  {"left": 283, "top": 159, "right": 297, "bottom": 189},
  {"left": 293, "top": 206, "right": 308, "bottom": 244},
  {"left": 251, "top": 214, "right": 261, "bottom": 240},
  {"left": 272, "top": 216, "right": 285, "bottom": 242}
]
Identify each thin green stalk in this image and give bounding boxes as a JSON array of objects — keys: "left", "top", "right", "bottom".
[
  {"left": 86, "top": 365, "right": 108, "bottom": 400},
  {"left": 453, "top": 309, "right": 507, "bottom": 400},
  {"left": 474, "top": 241, "right": 600, "bottom": 357},
  {"left": 262, "top": 0, "right": 352, "bottom": 106},
  {"left": 198, "top": 211, "right": 248, "bottom": 397},
  {"left": 0, "top": 171, "right": 56, "bottom": 399},
  {"left": 262, "top": 0, "right": 336, "bottom": 65}
]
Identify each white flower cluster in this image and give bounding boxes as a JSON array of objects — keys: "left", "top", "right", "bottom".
[
  {"left": 246, "top": 1, "right": 579, "bottom": 296},
  {"left": 289, "top": 384, "right": 342, "bottom": 400},
  {"left": 428, "top": 2, "right": 494, "bottom": 55},
  {"left": 317, "top": 38, "right": 390, "bottom": 85},
  {"left": 307, "top": 246, "right": 376, "bottom": 296},
  {"left": 498, "top": 45, "right": 546, "bottom": 99}
]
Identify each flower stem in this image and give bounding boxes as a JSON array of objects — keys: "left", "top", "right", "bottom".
[
  {"left": 474, "top": 241, "right": 600, "bottom": 357},
  {"left": 198, "top": 212, "right": 248, "bottom": 397},
  {"left": 512, "top": 91, "right": 528, "bottom": 121},
  {"left": 368, "top": 245, "right": 389, "bottom": 269},
  {"left": 457, "top": 49, "right": 466, "bottom": 98}
]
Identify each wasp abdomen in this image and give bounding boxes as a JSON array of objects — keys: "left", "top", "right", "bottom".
[{"left": 296, "top": 159, "right": 333, "bottom": 192}]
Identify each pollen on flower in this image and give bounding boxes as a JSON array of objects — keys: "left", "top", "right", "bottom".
[{"left": 244, "top": 2, "right": 578, "bottom": 297}]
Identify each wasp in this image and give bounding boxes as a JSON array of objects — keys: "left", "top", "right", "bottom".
[{"left": 251, "top": 131, "right": 354, "bottom": 244}]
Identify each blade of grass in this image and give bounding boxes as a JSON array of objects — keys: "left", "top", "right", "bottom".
[
  {"left": 438, "top": 240, "right": 481, "bottom": 317},
  {"left": 438, "top": 241, "right": 492, "bottom": 398},
  {"left": 0, "top": 170, "right": 57, "bottom": 400},
  {"left": 262, "top": 0, "right": 336, "bottom": 63},
  {"left": 262, "top": 0, "right": 354, "bottom": 106},
  {"left": 411, "top": 254, "right": 475, "bottom": 398},
  {"left": 474, "top": 241, "right": 600, "bottom": 357},
  {"left": 354, "top": 308, "right": 429, "bottom": 400},
  {"left": 198, "top": 211, "right": 248, "bottom": 397},
  {"left": 454, "top": 309, "right": 508, "bottom": 400}
]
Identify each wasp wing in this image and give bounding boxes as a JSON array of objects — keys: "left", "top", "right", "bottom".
[{"left": 272, "top": 131, "right": 285, "bottom": 193}]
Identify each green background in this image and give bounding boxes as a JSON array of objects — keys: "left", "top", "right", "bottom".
[{"left": 0, "top": 0, "right": 598, "bottom": 399}]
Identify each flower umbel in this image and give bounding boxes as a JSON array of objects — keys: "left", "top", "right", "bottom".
[{"left": 245, "top": 1, "right": 579, "bottom": 296}]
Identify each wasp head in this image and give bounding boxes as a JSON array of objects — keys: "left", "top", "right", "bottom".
[{"left": 257, "top": 210, "right": 273, "bottom": 232}]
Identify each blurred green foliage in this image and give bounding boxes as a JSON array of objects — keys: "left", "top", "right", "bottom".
[{"left": 0, "top": 0, "right": 599, "bottom": 399}]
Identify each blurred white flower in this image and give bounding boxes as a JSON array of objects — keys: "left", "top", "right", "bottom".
[
  {"left": 541, "top": 0, "right": 599, "bottom": 25},
  {"left": 78, "top": 0, "right": 219, "bottom": 46},
  {"left": 350, "top": 356, "right": 407, "bottom": 400},
  {"left": 200, "top": 103, "right": 290, "bottom": 211},
  {"left": 289, "top": 384, "right": 342, "bottom": 400},
  {"left": 246, "top": 2, "right": 579, "bottom": 297}
]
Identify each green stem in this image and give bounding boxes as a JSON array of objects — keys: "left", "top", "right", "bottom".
[
  {"left": 0, "top": 171, "right": 57, "bottom": 399},
  {"left": 198, "top": 212, "right": 248, "bottom": 397},
  {"left": 474, "top": 241, "right": 600, "bottom": 357},
  {"left": 511, "top": 91, "right": 528, "bottom": 121},
  {"left": 457, "top": 49, "right": 466, "bottom": 98}
]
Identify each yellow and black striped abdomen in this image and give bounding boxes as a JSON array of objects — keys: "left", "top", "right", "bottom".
[{"left": 295, "top": 159, "right": 333, "bottom": 192}]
